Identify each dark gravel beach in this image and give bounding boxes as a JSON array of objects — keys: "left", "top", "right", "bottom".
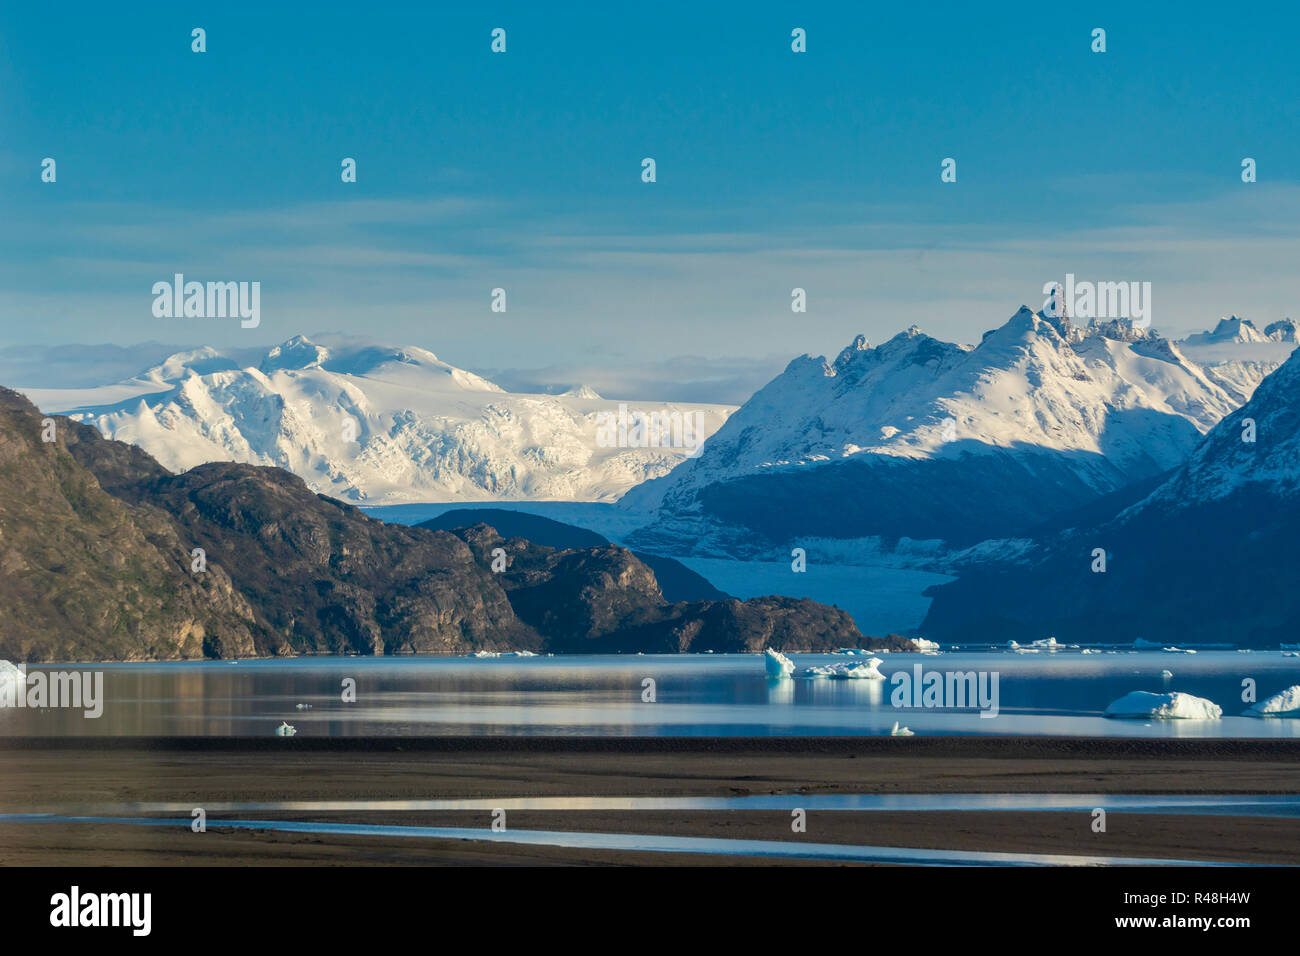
[{"left": 1, "top": 736, "right": 1297, "bottom": 865}]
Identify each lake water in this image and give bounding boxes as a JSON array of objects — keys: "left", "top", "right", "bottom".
[{"left": 3, "top": 650, "right": 1299, "bottom": 738}]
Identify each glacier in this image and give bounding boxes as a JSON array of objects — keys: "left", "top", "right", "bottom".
[{"left": 19, "top": 336, "right": 734, "bottom": 505}]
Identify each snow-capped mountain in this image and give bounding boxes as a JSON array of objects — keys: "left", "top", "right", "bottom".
[
  {"left": 623, "top": 306, "right": 1256, "bottom": 556},
  {"left": 20, "top": 336, "right": 734, "bottom": 504},
  {"left": 1182, "top": 315, "right": 1269, "bottom": 346},
  {"left": 921, "top": 347, "right": 1300, "bottom": 646},
  {"left": 1174, "top": 315, "right": 1297, "bottom": 405}
]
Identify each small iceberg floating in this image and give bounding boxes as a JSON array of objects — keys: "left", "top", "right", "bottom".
[
  {"left": 275, "top": 721, "right": 297, "bottom": 737},
  {"left": 889, "top": 721, "right": 914, "bottom": 737},
  {"left": 1246, "top": 686, "right": 1300, "bottom": 718},
  {"left": 803, "top": 658, "right": 886, "bottom": 680},
  {"left": 1104, "top": 691, "right": 1222, "bottom": 720},
  {"left": 910, "top": 637, "right": 941, "bottom": 654},
  {"left": 764, "top": 648, "right": 796, "bottom": 679},
  {"left": 1159, "top": 669, "right": 1173, "bottom": 679},
  {"left": 295, "top": 703, "right": 313, "bottom": 710}
]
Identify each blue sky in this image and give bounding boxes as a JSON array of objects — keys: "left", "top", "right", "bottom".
[{"left": 1, "top": 1, "right": 1298, "bottom": 400}]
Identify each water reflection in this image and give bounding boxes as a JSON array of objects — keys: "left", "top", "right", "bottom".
[{"left": 1, "top": 652, "right": 1298, "bottom": 738}]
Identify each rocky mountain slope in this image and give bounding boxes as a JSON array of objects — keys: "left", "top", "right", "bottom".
[{"left": 0, "top": 387, "right": 868, "bottom": 661}]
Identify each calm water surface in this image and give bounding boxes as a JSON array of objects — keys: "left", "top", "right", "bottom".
[{"left": 3, "top": 651, "right": 1299, "bottom": 738}]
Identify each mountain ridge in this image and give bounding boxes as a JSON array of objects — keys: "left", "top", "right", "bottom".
[
  {"left": 623, "top": 306, "right": 1262, "bottom": 556},
  {"left": 19, "top": 336, "right": 734, "bottom": 506},
  {"left": 919, "top": 346, "right": 1300, "bottom": 646}
]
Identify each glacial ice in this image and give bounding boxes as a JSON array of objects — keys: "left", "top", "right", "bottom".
[
  {"left": 803, "top": 658, "right": 886, "bottom": 680},
  {"left": 1159, "top": 669, "right": 1173, "bottom": 679},
  {"left": 764, "top": 648, "right": 796, "bottom": 679},
  {"left": 1246, "top": 685, "right": 1300, "bottom": 717},
  {"left": 889, "top": 721, "right": 914, "bottom": 736},
  {"left": 275, "top": 721, "right": 297, "bottom": 736},
  {"left": 1104, "top": 691, "right": 1222, "bottom": 719}
]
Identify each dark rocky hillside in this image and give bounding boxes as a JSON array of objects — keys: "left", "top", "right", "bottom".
[{"left": 0, "top": 387, "right": 880, "bottom": 661}]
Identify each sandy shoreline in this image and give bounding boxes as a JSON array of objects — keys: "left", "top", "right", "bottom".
[{"left": 2, "top": 736, "right": 1297, "bottom": 865}]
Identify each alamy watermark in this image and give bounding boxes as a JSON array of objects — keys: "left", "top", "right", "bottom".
[
  {"left": 1042, "top": 274, "right": 1151, "bottom": 328},
  {"left": 152, "top": 273, "right": 260, "bottom": 328},
  {"left": 890, "top": 663, "right": 1000, "bottom": 719},
  {"left": 0, "top": 664, "right": 104, "bottom": 718},
  {"left": 595, "top": 404, "right": 706, "bottom": 455}
]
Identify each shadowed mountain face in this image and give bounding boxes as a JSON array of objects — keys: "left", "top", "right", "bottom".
[
  {"left": 449, "top": 525, "right": 909, "bottom": 654},
  {"left": 920, "top": 349, "right": 1300, "bottom": 647},
  {"left": 418, "top": 507, "right": 730, "bottom": 602},
  {"left": 624, "top": 309, "right": 1246, "bottom": 558},
  {"left": 0, "top": 387, "right": 872, "bottom": 661}
]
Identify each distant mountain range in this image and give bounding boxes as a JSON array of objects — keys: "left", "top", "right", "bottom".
[
  {"left": 1182, "top": 315, "right": 1296, "bottom": 346},
  {"left": 624, "top": 307, "right": 1293, "bottom": 556},
  {"left": 0, "top": 387, "right": 872, "bottom": 661},
  {"left": 19, "top": 336, "right": 733, "bottom": 505},
  {"left": 920, "top": 344, "right": 1300, "bottom": 647}
]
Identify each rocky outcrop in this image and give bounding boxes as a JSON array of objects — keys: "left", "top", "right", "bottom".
[{"left": 0, "top": 387, "right": 874, "bottom": 661}]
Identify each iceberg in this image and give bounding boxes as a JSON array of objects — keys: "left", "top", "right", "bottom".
[
  {"left": 275, "top": 721, "right": 297, "bottom": 736},
  {"left": 910, "top": 637, "right": 941, "bottom": 654},
  {"left": 1159, "top": 669, "right": 1173, "bottom": 679},
  {"left": 803, "top": 658, "right": 885, "bottom": 680},
  {"left": 764, "top": 648, "right": 796, "bottom": 679},
  {"left": 889, "top": 721, "right": 914, "bottom": 736},
  {"left": 1246, "top": 686, "right": 1300, "bottom": 717},
  {"left": 1104, "top": 691, "right": 1222, "bottom": 720}
]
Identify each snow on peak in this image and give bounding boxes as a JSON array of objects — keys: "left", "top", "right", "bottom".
[
  {"left": 1141, "top": 344, "right": 1300, "bottom": 508},
  {"left": 39, "top": 337, "right": 733, "bottom": 505},
  {"left": 833, "top": 334, "right": 870, "bottom": 368},
  {"left": 261, "top": 335, "right": 330, "bottom": 372},
  {"left": 1266, "top": 318, "right": 1297, "bottom": 343},
  {"left": 561, "top": 384, "right": 603, "bottom": 399},
  {"left": 626, "top": 305, "right": 1248, "bottom": 513},
  {"left": 1184, "top": 315, "right": 1267, "bottom": 346},
  {"left": 143, "top": 346, "right": 238, "bottom": 384}
]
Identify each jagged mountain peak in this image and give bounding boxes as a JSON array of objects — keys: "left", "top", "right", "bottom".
[
  {"left": 622, "top": 304, "right": 1253, "bottom": 553},
  {"left": 1265, "top": 318, "right": 1297, "bottom": 343},
  {"left": 1184, "top": 315, "right": 1267, "bottom": 345}
]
